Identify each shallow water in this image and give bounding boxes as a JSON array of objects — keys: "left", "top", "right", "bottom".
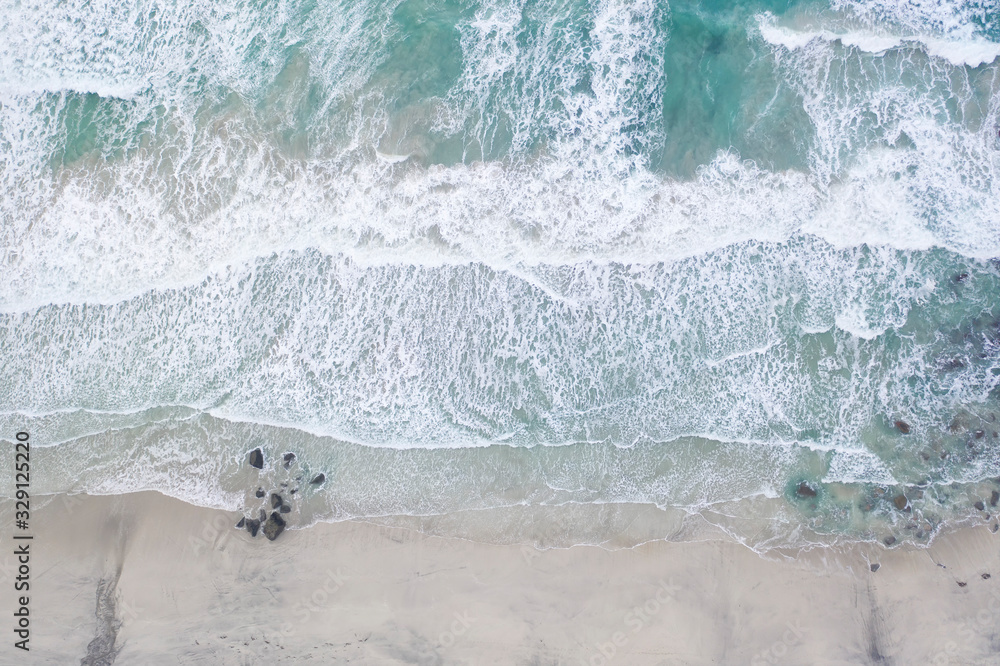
[{"left": 2, "top": 0, "right": 999, "bottom": 551}]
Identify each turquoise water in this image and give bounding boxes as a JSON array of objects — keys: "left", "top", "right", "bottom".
[{"left": 2, "top": 0, "right": 1000, "bottom": 550}]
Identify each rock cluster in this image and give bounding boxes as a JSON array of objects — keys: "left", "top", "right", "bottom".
[
  {"left": 794, "top": 481, "right": 817, "bottom": 499},
  {"left": 236, "top": 447, "right": 328, "bottom": 542}
]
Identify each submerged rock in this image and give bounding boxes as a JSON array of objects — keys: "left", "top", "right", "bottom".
[
  {"left": 894, "top": 420, "right": 911, "bottom": 434},
  {"left": 279, "top": 503, "right": 291, "bottom": 514},
  {"left": 246, "top": 518, "right": 261, "bottom": 537},
  {"left": 795, "top": 482, "right": 817, "bottom": 498},
  {"left": 893, "top": 495, "right": 908, "bottom": 510},
  {"left": 310, "top": 473, "right": 326, "bottom": 486},
  {"left": 249, "top": 448, "right": 264, "bottom": 469},
  {"left": 262, "top": 512, "right": 286, "bottom": 541},
  {"left": 884, "top": 536, "right": 897, "bottom": 546},
  {"left": 259, "top": 509, "right": 267, "bottom": 523},
  {"left": 270, "top": 493, "right": 283, "bottom": 509},
  {"left": 991, "top": 491, "right": 999, "bottom": 507}
]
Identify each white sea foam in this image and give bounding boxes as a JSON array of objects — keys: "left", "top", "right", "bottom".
[
  {"left": 1, "top": 1, "right": 998, "bottom": 311},
  {"left": 2, "top": 126, "right": 998, "bottom": 313},
  {"left": 759, "top": 21, "right": 1000, "bottom": 67},
  {"left": 825, "top": 448, "right": 898, "bottom": 485}
]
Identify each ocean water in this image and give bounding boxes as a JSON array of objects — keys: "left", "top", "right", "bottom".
[{"left": 2, "top": 0, "right": 1000, "bottom": 552}]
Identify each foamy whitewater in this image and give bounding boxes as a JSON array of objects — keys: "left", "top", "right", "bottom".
[{"left": 2, "top": 0, "right": 1000, "bottom": 551}]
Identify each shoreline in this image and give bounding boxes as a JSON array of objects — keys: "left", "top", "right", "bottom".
[{"left": 3, "top": 491, "right": 1000, "bottom": 664}]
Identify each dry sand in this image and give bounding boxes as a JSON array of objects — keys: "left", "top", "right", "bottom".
[{"left": 2, "top": 491, "right": 999, "bottom": 665}]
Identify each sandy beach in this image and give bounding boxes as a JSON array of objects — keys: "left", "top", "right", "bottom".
[{"left": 0, "top": 491, "right": 996, "bottom": 665}]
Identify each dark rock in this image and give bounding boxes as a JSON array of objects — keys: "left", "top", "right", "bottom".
[
  {"left": 236, "top": 517, "right": 246, "bottom": 529},
  {"left": 259, "top": 509, "right": 266, "bottom": 523},
  {"left": 795, "top": 482, "right": 817, "bottom": 498},
  {"left": 248, "top": 448, "right": 264, "bottom": 469},
  {"left": 283, "top": 452, "right": 296, "bottom": 469},
  {"left": 974, "top": 430, "right": 985, "bottom": 440},
  {"left": 870, "top": 563, "right": 880, "bottom": 572},
  {"left": 893, "top": 495, "right": 908, "bottom": 510},
  {"left": 270, "top": 493, "right": 283, "bottom": 509},
  {"left": 280, "top": 504, "right": 291, "bottom": 514},
  {"left": 954, "top": 273, "right": 969, "bottom": 283},
  {"left": 262, "top": 512, "right": 286, "bottom": 541},
  {"left": 290, "top": 489, "right": 297, "bottom": 494},
  {"left": 310, "top": 473, "right": 326, "bottom": 486},
  {"left": 280, "top": 482, "right": 288, "bottom": 488},
  {"left": 975, "top": 501, "right": 986, "bottom": 511},
  {"left": 894, "top": 420, "right": 911, "bottom": 434},
  {"left": 246, "top": 518, "right": 261, "bottom": 537},
  {"left": 884, "top": 536, "right": 896, "bottom": 546},
  {"left": 916, "top": 530, "right": 925, "bottom": 539},
  {"left": 255, "top": 487, "right": 265, "bottom": 498},
  {"left": 983, "top": 573, "right": 992, "bottom": 580},
  {"left": 940, "top": 358, "right": 965, "bottom": 371},
  {"left": 992, "top": 523, "right": 999, "bottom": 533},
  {"left": 958, "top": 581, "right": 967, "bottom": 587},
  {"left": 295, "top": 476, "right": 302, "bottom": 481},
  {"left": 991, "top": 491, "right": 999, "bottom": 507}
]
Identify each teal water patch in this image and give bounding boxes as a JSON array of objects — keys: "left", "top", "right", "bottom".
[{"left": 657, "top": 0, "right": 814, "bottom": 175}]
